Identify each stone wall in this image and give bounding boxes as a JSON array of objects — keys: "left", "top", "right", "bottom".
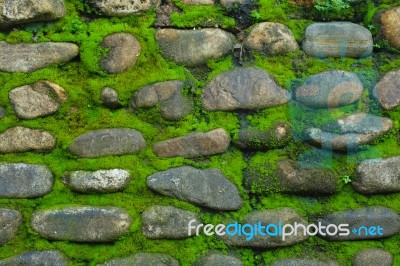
[{"left": 0, "top": 0, "right": 400, "bottom": 265}]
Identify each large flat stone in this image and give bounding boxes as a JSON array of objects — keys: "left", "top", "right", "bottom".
[
  {"left": 0, "top": 163, "right": 54, "bottom": 198},
  {"left": 0, "top": 208, "right": 22, "bottom": 246},
  {"left": 31, "top": 206, "right": 132, "bottom": 242},
  {"left": 0, "top": 127, "right": 56, "bottom": 153},
  {"left": 68, "top": 128, "right": 146, "bottom": 158},
  {"left": 353, "top": 249, "right": 393, "bottom": 266},
  {"left": 98, "top": 253, "right": 180, "bottom": 266},
  {"left": 0, "top": 41, "right": 79, "bottom": 73},
  {"left": 195, "top": 252, "right": 243, "bottom": 266},
  {"left": 0, "top": 250, "right": 67, "bottom": 266},
  {"left": 91, "top": 0, "right": 161, "bottom": 16}
]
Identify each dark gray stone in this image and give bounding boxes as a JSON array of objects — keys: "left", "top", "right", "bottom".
[
  {"left": 91, "top": 0, "right": 161, "bottom": 16},
  {"left": 353, "top": 156, "right": 400, "bottom": 194},
  {"left": 63, "top": 169, "right": 131, "bottom": 193},
  {"left": 0, "top": 0, "right": 66, "bottom": 28},
  {"left": 353, "top": 249, "right": 393, "bottom": 266},
  {"left": 100, "top": 33, "right": 141, "bottom": 74},
  {"left": 0, "top": 106, "right": 5, "bottom": 119},
  {"left": 220, "top": 208, "right": 308, "bottom": 248},
  {"left": 303, "top": 22, "right": 373, "bottom": 58},
  {"left": 295, "top": 70, "right": 364, "bottom": 108},
  {"left": 195, "top": 252, "right": 243, "bottom": 266},
  {"left": 272, "top": 259, "right": 338, "bottom": 266},
  {"left": 153, "top": 128, "right": 230, "bottom": 158},
  {"left": 68, "top": 128, "right": 146, "bottom": 158},
  {"left": 9, "top": 80, "right": 68, "bottom": 119},
  {"left": 0, "top": 250, "right": 67, "bottom": 266},
  {"left": 142, "top": 205, "right": 201, "bottom": 239},
  {"left": 98, "top": 253, "right": 180, "bottom": 266},
  {"left": 202, "top": 67, "right": 290, "bottom": 111},
  {"left": 373, "top": 69, "right": 400, "bottom": 110},
  {"left": 0, "top": 163, "right": 54, "bottom": 198},
  {"left": 0, "top": 127, "right": 56, "bottom": 153},
  {"left": 101, "top": 87, "right": 120, "bottom": 109},
  {"left": 147, "top": 166, "right": 242, "bottom": 210},
  {"left": 306, "top": 113, "right": 393, "bottom": 151},
  {"left": 0, "top": 41, "right": 79, "bottom": 73},
  {"left": 318, "top": 206, "right": 400, "bottom": 241},
  {"left": 132, "top": 80, "right": 193, "bottom": 121},
  {"left": 156, "top": 28, "right": 235, "bottom": 66},
  {"left": 0, "top": 208, "right": 22, "bottom": 246},
  {"left": 31, "top": 206, "right": 132, "bottom": 242}
]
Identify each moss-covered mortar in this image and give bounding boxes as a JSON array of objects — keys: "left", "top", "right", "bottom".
[{"left": 1, "top": 0, "right": 400, "bottom": 265}]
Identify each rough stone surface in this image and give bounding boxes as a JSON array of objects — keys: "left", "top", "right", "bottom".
[
  {"left": 272, "top": 259, "right": 338, "bottom": 266},
  {"left": 306, "top": 113, "right": 393, "bottom": 151},
  {"left": 195, "top": 252, "right": 243, "bottom": 266},
  {"left": 182, "top": 0, "right": 213, "bottom": 5},
  {"left": 353, "top": 249, "right": 393, "bottom": 266},
  {"left": 303, "top": 22, "right": 373, "bottom": 58},
  {"left": 318, "top": 206, "right": 400, "bottom": 241},
  {"left": 295, "top": 70, "right": 364, "bottom": 108},
  {"left": 202, "top": 67, "right": 291, "bottom": 111},
  {"left": 68, "top": 128, "right": 146, "bottom": 158},
  {"left": 277, "top": 159, "right": 338, "bottom": 195},
  {"left": 91, "top": 0, "right": 161, "bottom": 16},
  {"left": 0, "top": 208, "right": 22, "bottom": 246},
  {"left": 234, "top": 122, "right": 291, "bottom": 150},
  {"left": 373, "top": 69, "right": 400, "bottom": 110},
  {"left": 0, "top": 106, "right": 5, "bottom": 119},
  {"left": 147, "top": 166, "right": 242, "bottom": 210},
  {"left": 132, "top": 80, "right": 193, "bottom": 121},
  {"left": 378, "top": 7, "right": 400, "bottom": 49},
  {"left": 0, "top": 41, "right": 79, "bottom": 73},
  {"left": 101, "top": 87, "right": 120, "bottom": 109},
  {"left": 0, "top": 127, "right": 56, "bottom": 153},
  {"left": 0, "top": 250, "right": 68, "bottom": 266},
  {"left": 244, "top": 22, "right": 299, "bottom": 55},
  {"left": 9, "top": 80, "right": 68, "bottom": 119},
  {"left": 142, "top": 205, "right": 201, "bottom": 239},
  {"left": 31, "top": 206, "right": 132, "bottom": 242},
  {"left": 156, "top": 28, "right": 235, "bottom": 66},
  {"left": 153, "top": 128, "right": 230, "bottom": 158},
  {"left": 98, "top": 253, "right": 180, "bottom": 266},
  {"left": 0, "top": 0, "right": 66, "bottom": 28},
  {"left": 100, "top": 33, "right": 141, "bottom": 74},
  {"left": 63, "top": 169, "right": 131, "bottom": 193},
  {"left": 352, "top": 156, "right": 400, "bottom": 194},
  {"left": 220, "top": 208, "right": 308, "bottom": 248}
]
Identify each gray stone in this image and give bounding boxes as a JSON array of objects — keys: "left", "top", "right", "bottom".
[
  {"left": 131, "top": 80, "right": 193, "bottom": 121},
  {"left": 0, "top": 41, "right": 79, "bottom": 73},
  {"left": 9, "top": 80, "right": 68, "bottom": 119},
  {"left": 272, "top": 259, "right": 338, "bottom": 266},
  {"left": 295, "top": 70, "right": 364, "bottom": 108},
  {"left": 352, "top": 156, "right": 400, "bottom": 194},
  {"left": 195, "top": 252, "right": 243, "bottom": 266},
  {"left": 220, "top": 208, "right": 308, "bottom": 248},
  {"left": 0, "top": 208, "right": 22, "bottom": 246},
  {"left": 182, "top": 0, "right": 213, "bottom": 5},
  {"left": 318, "top": 206, "right": 400, "bottom": 241},
  {"left": 142, "top": 205, "right": 201, "bottom": 239},
  {"left": 98, "top": 253, "right": 180, "bottom": 266},
  {"left": 277, "top": 159, "right": 338, "bottom": 195},
  {"left": 101, "top": 87, "right": 120, "bottom": 109},
  {"left": 202, "top": 67, "right": 290, "bottom": 111},
  {"left": 353, "top": 249, "right": 393, "bottom": 266},
  {"left": 0, "top": 106, "right": 5, "bottom": 119},
  {"left": 31, "top": 206, "right": 132, "bottom": 242},
  {"left": 0, "top": 163, "right": 54, "bottom": 198},
  {"left": 244, "top": 22, "right": 299, "bottom": 55},
  {"left": 378, "top": 7, "right": 400, "bottom": 49},
  {"left": 373, "top": 69, "right": 400, "bottom": 110},
  {"left": 63, "top": 169, "right": 131, "bottom": 193},
  {"left": 234, "top": 122, "right": 291, "bottom": 150},
  {"left": 306, "top": 113, "right": 393, "bottom": 151},
  {"left": 147, "top": 166, "right": 242, "bottom": 210},
  {"left": 0, "top": 0, "right": 66, "bottom": 28},
  {"left": 303, "top": 22, "right": 373, "bottom": 58},
  {"left": 156, "top": 28, "right": 235, "bottom": 66},
  {"left": 153, "top": 128, "right": 230, "bottom": 158},
  {"left": 0, "top": 126, "right": 56, "bottom": 153},
  {"left": 68, "top": 128, "right": 146, "bottom": 158},
  {"left": 0, "top": 250, "right": 67, "bottom": 266},
  {"left": 100, "top": 33, "right": 141, "bottom": 74},
  {"left": 91, "top": 0, "right": 161, "bottom": 16}
]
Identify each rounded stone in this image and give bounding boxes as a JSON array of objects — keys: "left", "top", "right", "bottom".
[
  {"left": 91, "top": 0, "right": 161, "bottom": 16},
  {"left": 98, "top": 253, "right": 180, "bottom": 266},
  {"left": 101, "top": 87, "right": 120, "bottom": 109},
  {"left": 353, "top": 249, "right": 393, "bottom": 266},
  {"left": 373, "top": 69, "right": 400, "bottom": 110},
  {"left": 0, "top": 208, "right": 22, "bottom": 246},
  {"left": 378, "top": 7, "right": 400, "bottom": 49},
  {"left": 0, "top": 250, "right": 68, "bottom": 266}
]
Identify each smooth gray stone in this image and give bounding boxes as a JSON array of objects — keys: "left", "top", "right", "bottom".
[
  {"left": 0, "top": 208, "right": 22, "bottom": 246},
  {"left": 0, "top": 250, "right": 67, "bottom": 266}
]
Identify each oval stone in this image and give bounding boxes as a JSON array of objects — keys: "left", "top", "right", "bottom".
[{"left": 0, "top": 208, "right": 22, "bottom": 246}]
